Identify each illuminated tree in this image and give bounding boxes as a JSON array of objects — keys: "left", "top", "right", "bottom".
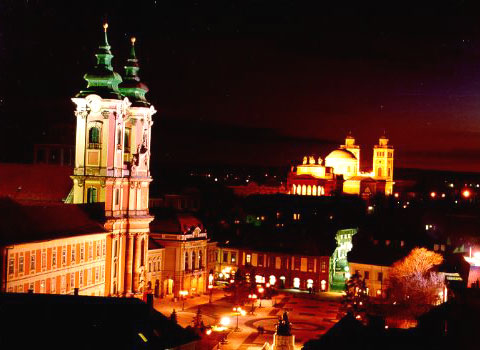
[
  {"left": 342, "top": 273, "right": 368, "bottom": 316},
  {"left": 387, "top": 247, "right": 444, "bottom": 316}
]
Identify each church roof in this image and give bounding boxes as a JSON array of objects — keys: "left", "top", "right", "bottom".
[{"left": 325, "top": 149, "right": 357, "bottom": 160}]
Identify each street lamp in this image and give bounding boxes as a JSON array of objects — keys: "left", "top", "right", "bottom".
[
  {"left": 208, "top": 284, "right": 213, "bottom": 304},
  {"left": 179, "top": 290, "right": 188, "bottom": 311},
  {"left": 248, "top": 293, "right": 257, "bottom": 314},
  {"left": 233, "top": 306, "right": 245, "bottom": 332},
  {"left": 219, "top": 316, "right": 231, "bottom": 344}
]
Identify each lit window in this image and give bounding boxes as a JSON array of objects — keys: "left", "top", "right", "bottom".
[
  {"left": 321, "top": 280, "right": 327, "bottom": 291},
  {"left": 231, "top": 252, "right": 236, "bottom": 263},
  {"left": 95, "top": 267, "right": 99, "bottom": 282},
  {"left": 96, "top": 241, "right": 100, "bottom": 258},
  {"left": 307, "top": 279, "right": 314, "bottom": 289},
  {"left": 79, "top": 270, "right": 84, "bottom": 287},
  {"left": 102, "top": 240, "right": 106, "bottom": 256},
  {"left": 61, "top": 275, "right": 66, "bottom": 293},
  {"left": 71, "top": 245, "right": 76, "bottom": 264},
  {"left": 8, "top": 257, "right": 14, "bottom": 275},
  {"left": 80, "top": 243, "right": 85, "bottom": 260},
  {"left": 62, "top": 247, "right": 66, "bottom": 265},
  {"left": 269, "top": 275, "right": 276, "bottom": 285},
  {"left": 51, "top": 277, "right": 56, "bottom": 293},
  {"left": 89, "top": 242, "right": 93, "bottom": 260},
  {"left": 246, "top": 254, "right": 251, "bottom": 264},
  {"left": 101, "top": 265, "right": 105, "bottom": 281},
  {"left": 70, "top": 273, "right": 75, "bottom": 291},
  {"left": 41, "top": 251, "right": 46, "bottom": 269},
  {"left": 52, "top": 249, "right": 56, "bottom": 267},
  {"left": 293, "top": 277, "right": 300, "bottom": 289},
  {"left": 30, "top": 252, "right": 36, "bottom": 272}
]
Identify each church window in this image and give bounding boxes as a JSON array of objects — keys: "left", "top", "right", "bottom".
[
  {"left": 88, "top": 127, "right": 100, "bottom": 148},
  {"left": 87, "top": 187, "right": 97, "bottom": 203},
  {"left": 124, "top": 128, "right": 131, "bottom": 152},
  {"left": 140, "top": 239, "right": 145, "bottom": 267},
  {"left": 185, "top": 252, "right": 189, "bottom": 270},
  {"left": 116, "top": 128, "right": 122, "bottom": 149}
]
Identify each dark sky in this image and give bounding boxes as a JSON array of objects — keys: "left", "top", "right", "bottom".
[{"left": 2, "top": 1, "right": 480, "bottom": 171}]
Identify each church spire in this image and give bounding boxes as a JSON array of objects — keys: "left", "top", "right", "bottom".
[
  {"left": 77, "top": 23, "right": 123, "bottom": 99},
  {"left": 119, "top": 37, "right": 150, "bottom": 107}
]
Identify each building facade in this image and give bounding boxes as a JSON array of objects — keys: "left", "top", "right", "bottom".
[{"left": 287, "top": 135, "right": 394, "bottom": 197}]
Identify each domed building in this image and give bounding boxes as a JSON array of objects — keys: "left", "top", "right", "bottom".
[{"left": 287, "top": 134, "right": 394, "bottom": 197}]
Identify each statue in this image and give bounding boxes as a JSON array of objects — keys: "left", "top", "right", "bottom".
[
  {"left": 308, "top": 156, "right": 315, "bottom": 165},
  {"left": 318, "top": 157, "right": 323, "bottom": 165},
  {"left": 302, "top": 156, "right": 308, "bottom": 165},
  {"left": 276, "top": 311, "right": 292, "bottom": 336}
]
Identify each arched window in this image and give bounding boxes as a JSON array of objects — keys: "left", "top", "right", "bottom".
[
  {"left": 198, "top": 250, "right": 203, "bottom": 268},
  {"left": 302, "top": 185, "right": 306, "bottom": 196},
  {"left": 296, "top": 185, "right": 301, "bottom": 195},
  {"left": 312, "top": 185, "right": 317, "bottom": 196},
  {"left": 307, "top": 185, "right": 312, "bottom": 196},
  {"left": 124, "top": 128, "right": 131, "bottom": 152},
  {"left": 87, "top": 187, "right": 97, "bottom": 203},
  {"left": 192, "top": 251, "right": 196, "bottom": 270},
  {"left": 88, "top": 127, "right": 100, "bottom": 147},
  {"left": 185, "top": 252, "right": 189, "bottom": 271},
  {"left": 292, "top": 184, "right": 296, "bottom": 195},
  {"left": 117, "top": 129, "right": 122, "bottom": 149},
  {"left": 140, "top": 239, "right": 145, "bottom": 267}
]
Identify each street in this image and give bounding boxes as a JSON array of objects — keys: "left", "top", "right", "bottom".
[{"left": 154, "top": 288, "right": 343, "bottom": 350}]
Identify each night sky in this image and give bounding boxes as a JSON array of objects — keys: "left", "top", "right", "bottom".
[{"left": 2, "top": 1, "right": 480, "bottom": 171}]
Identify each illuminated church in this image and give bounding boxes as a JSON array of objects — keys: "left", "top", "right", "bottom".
[{"left": 287, "top": 135, "right": 394, "bottom": 197}]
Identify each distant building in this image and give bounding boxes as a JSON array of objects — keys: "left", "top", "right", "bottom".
[{"left": 287, "top": 135, "right": 394, "bottom": 197}]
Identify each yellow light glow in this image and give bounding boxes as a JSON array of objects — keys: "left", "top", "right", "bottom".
[
  {"left": 138, "top": 333, "right": 148, "bottom": 343},
  {"left": 206, "top": 329, "right": 212, "bottom": 335},
  {"left": 220, "top": 316, "right": 231, "bottom": 327},
  {"left": 462, "top": 189, "right": 471, "bottom": 198},
  {"left": 103, "top": 23, "right": 108, "bottom": 31},
  {"left": 430, "top": 192, "right": 436, "bottom": 198}
]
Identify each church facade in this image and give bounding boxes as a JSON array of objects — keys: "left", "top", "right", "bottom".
[{"left": 287, "top": 135, "right": 394, "bottom": 197}]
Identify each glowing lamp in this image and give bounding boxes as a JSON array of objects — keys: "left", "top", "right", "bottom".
[
  {"left": 430, "top": 192, "right": 436, "bottom": 198},
  {"left": 258, "top": 287, "right": 264, "bottom": 294},
  {"left": 206, "top": 329, "right": 212, "bottom": 335},
  {"left": 208, "top": 285, "right": 213, "bottom": 289},
  {"left": 220, "top": 316, "right": 231, "bottom": 327},
  {"left": 462, "top": 189, "right": 471, "bottom": 198}
]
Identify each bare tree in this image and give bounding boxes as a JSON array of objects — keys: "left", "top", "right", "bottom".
[{"left": 388, "top": 247, "right": 444, "bottom": 317}]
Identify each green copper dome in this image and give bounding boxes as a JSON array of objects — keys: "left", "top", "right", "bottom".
[
  {"left": 119, "top": 37, "right": 150, "bottom": 107},
  {"left": 77, "top": 23, "right": 123, "bottom": 99}
]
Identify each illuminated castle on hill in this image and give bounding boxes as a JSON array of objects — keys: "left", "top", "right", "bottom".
[{"left": 287, "top": 134, "right": 394, "bottom": 197}]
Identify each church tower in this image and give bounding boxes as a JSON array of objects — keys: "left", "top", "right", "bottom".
[
  {"left": 372, "top": 135, "right": 394, "bottom": 195},
  {"left": 71, "top": 24, "right": 156, "bottom": 296},
  {"left": 340, "top": 133, "right": 360, "bottom": 175}
]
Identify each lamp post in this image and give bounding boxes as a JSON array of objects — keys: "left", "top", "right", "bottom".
[
  {"left": 248, "top": 293, "right": 257, "bottom": 315},
  {"left": 233, "top": 306, "right": 245, "bottom": 332},
  {"left": 208, "top": 284, "right": 213, "bottom": 304},
  {"left": 257, "top": 287, "right": 264, "bottom": 308},
  {"left": 179, "top": 290, "right": 188, "bottom": 311}
]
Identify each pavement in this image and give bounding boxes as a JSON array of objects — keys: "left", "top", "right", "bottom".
[{"left": 153, "top": 288, "right": 343, "bottom": 350}]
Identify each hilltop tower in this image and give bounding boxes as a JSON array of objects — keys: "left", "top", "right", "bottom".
[
  {"left": 71, "top": 24, "right": 156, "bottom": 296},
  {"left": 372, "top": 135, "right": 394, "bottom": 195}
]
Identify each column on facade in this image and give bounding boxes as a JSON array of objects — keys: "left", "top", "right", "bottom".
[
  {"left": 125, "top": 233, "right": 135, "bottom": 294},
  {"left": 133, "top": 234, "right": 143, "bottom": 292}
]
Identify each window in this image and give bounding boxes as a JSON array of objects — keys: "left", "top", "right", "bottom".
[
  {"left": 246, "top": 254, "right": 251, "bottom": 264},
  {"left": 293, "top": 277, "right": 300, "bottom": 289},
  {"left": 321, "top": 261, "right": 327, "bottom": 273},
  {"left": 95, "top": 267, "right": 99, "bottom": 282},
  {"left": 70, "top": 273, "right": 75, "bottom": 291},
  {"left": 294, "top": 257, "right": 301, "bottom": 270},
  {"left": 41, "top": 250, "right": 46, "bottom": 269},
  {"left": 223, "top": 252, "right": 228, "bottom": 263},
  {"left": 124, "top": 128, "right": 131, "bottom": 152},
  {"left": 87, "top": 187, "right": 97, "bottom": 203},
  {"left": 115, "top": 188, "right": 120, "bottom": 206},
  {"left": 116, "top": 128, "right": 122, "bottom": 149},
  {"left": 113, "top": 240, "right": 117, "bottom": 258},
  {"left": 79, "top": 270, "right": 84, "bottom": 287},
  {"left": 307, "top": 259, "right": 314, "bottom": 271},
  {"left": 149, "top": 262, "right": 152, "bottom": 273},
  {"left": 62, "top": 247, "right": 66, "bottom": 265},
  {"left": 51, "top": 278, "right": 56, "bottom": 293},
  {"left": 88, "top": 268, "right": 92, "bottom": 284},
  {"left": 96, "top": 241, "right": 100, "bottom": 259},
  {"left": 101, "top": 265, "right": 105, "bottom": 281},
  {"left": 102, "top": 240, "right": 106, "bottom": 256},
  {"left": 29, "top": 282, "right": 34, "bottom": 293},
  {"left": 192, "top": 251, "right": 196, "bottom": 270},
  {"left": 140, "top": 239, "right": 145, "bottom": 267},
  {"left": 8, "top": 258, "right": 14, "bottom": 275},
  {"left": 30, "top": 252, "right": 36, "bottom": 272},
  {"left": 378, "top": 272, "right": 383, "bottom": 282},
  {"left": 89, "top": 242, "right": 93, "bottom": 260},
  {"left": 61, "top": 275, "right": 66, "bottom": 293},
  {"left": 258, "top": 254, "right": 264, "bottom": 267},
  {"left": 71, "top": 245, "right": 76, "bottom": 264},
  {"left": 52, "top": 249, "right": 56, "bottom": 267},
  {"left": 185, "top": 252, "right": 189, "bottom": 271},
  {"left": 80, "top": 243, "right": 85, "bottom": 260},
  {"left": 88, "top": 127, "right": 100, "bottom": 147},
  {"left": 364, "top": 271, "right": 370, "bottom": 280},
  {"left": 231, "top": 252, "right": 236, "bottom": 263},
  {"left": 198, "top": 250, "right": 203, "bottom": 268}
]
